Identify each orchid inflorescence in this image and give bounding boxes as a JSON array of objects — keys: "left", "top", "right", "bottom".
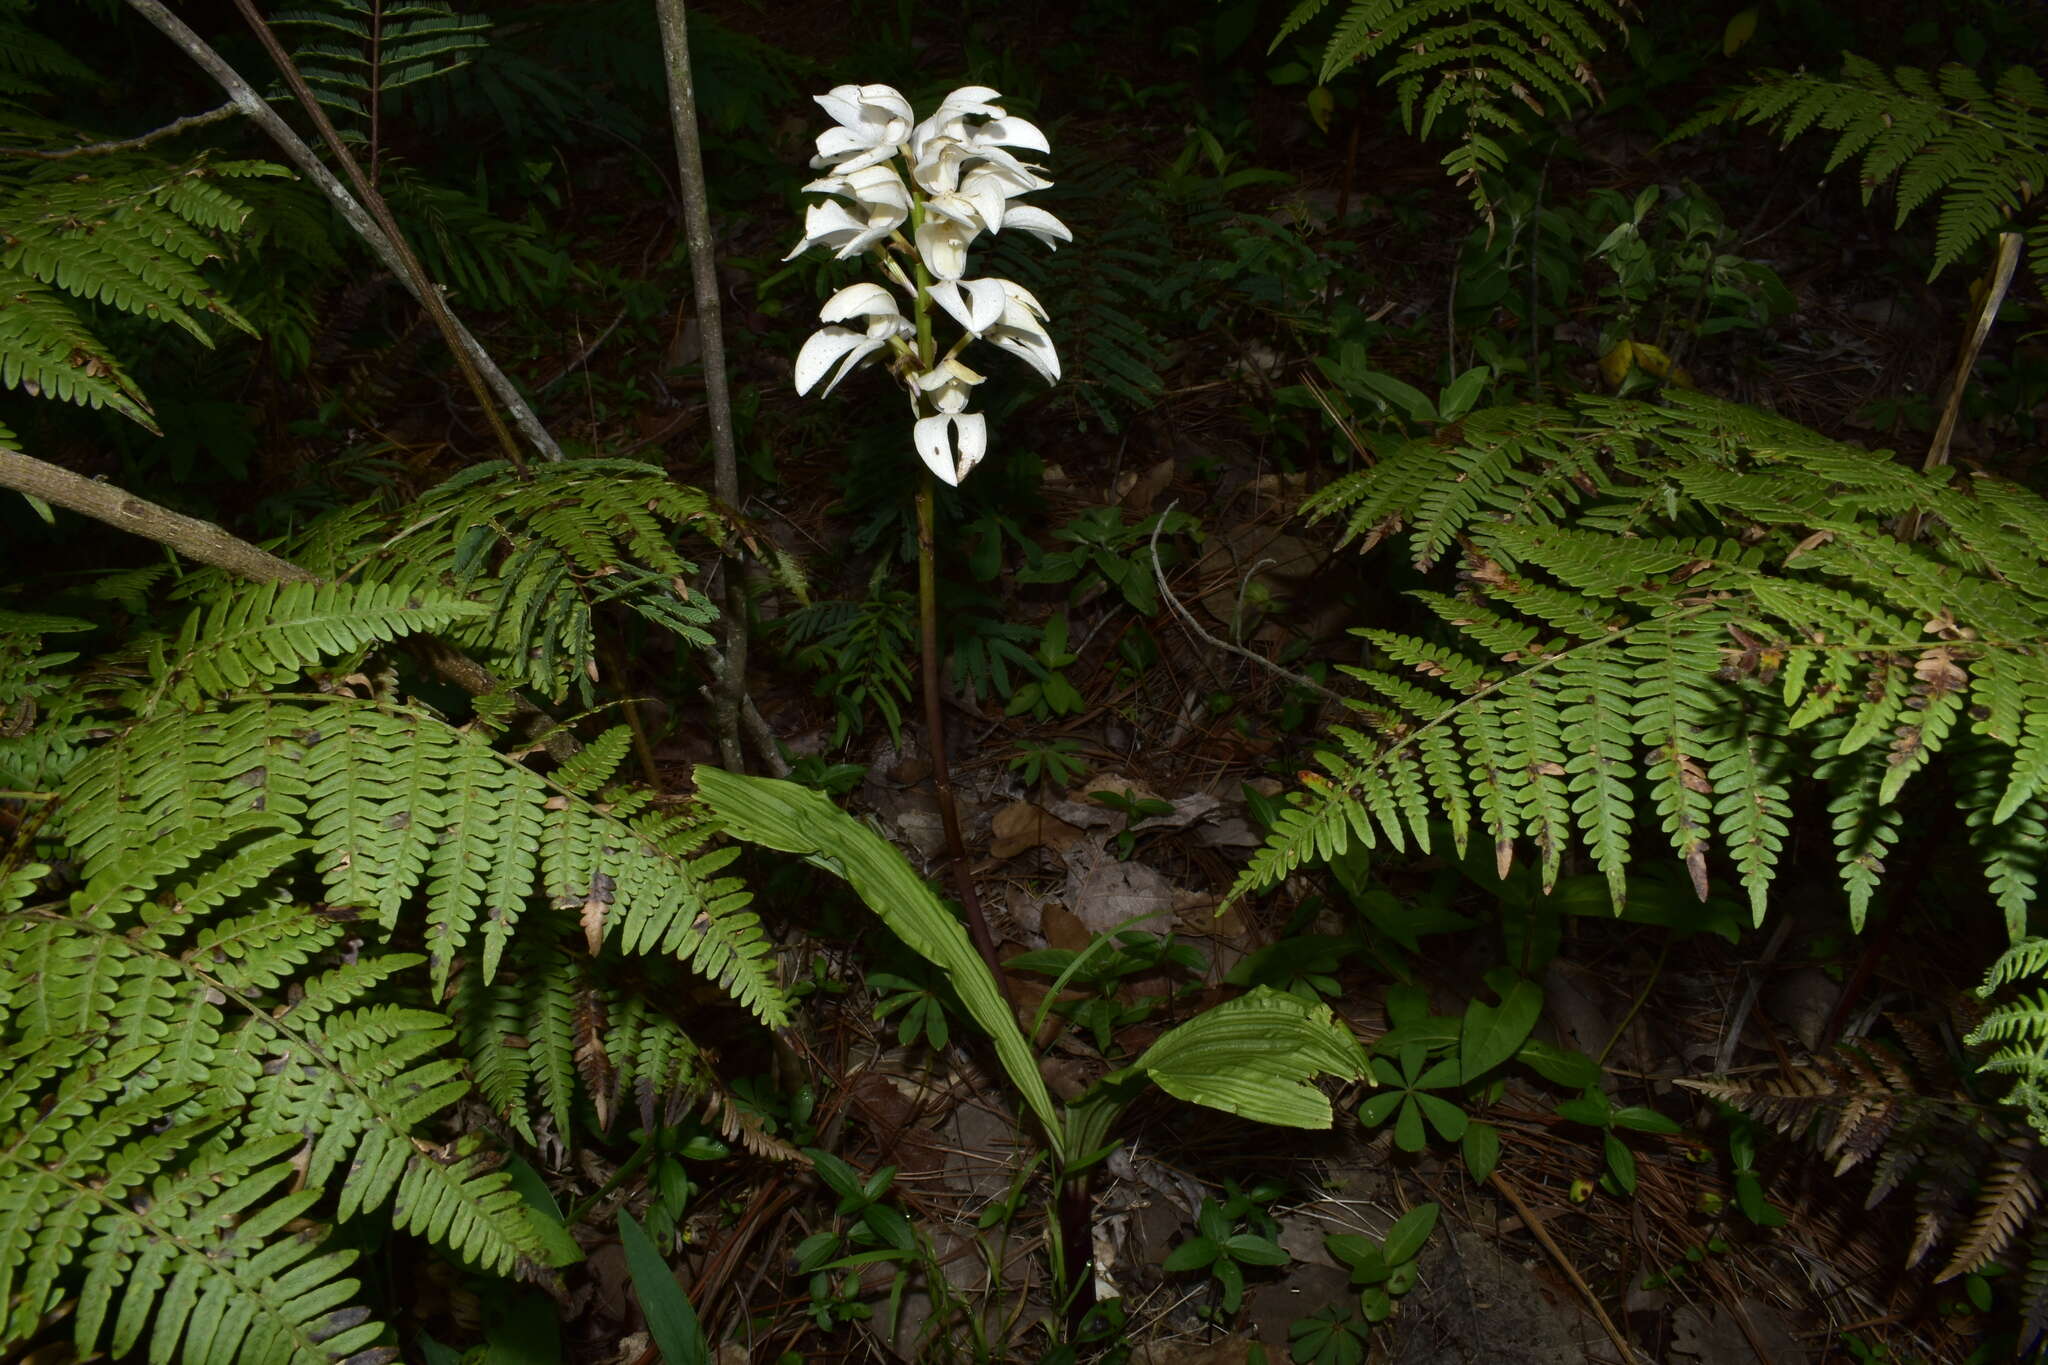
[{"left": 787, "top": 84, "right": 1068, "bottom": 486}]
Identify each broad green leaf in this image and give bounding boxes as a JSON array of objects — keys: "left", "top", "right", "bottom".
[
  {"left": 1604, "top": 1133, "right": 1638, "bottom": 1193},
  {"left": 694, "top": 767, "right": 1063, "bottom": 1155},
  {"left": 1460, "top": 978, "right": 1542, "bottom": 1083},
  {"left": 1462, "top": 1120, "right": 1502, "bottom": 1183},
  {"left": 1132, "top": 987, "right": 1369, "bottom": 1129},
  {"left": 1164, "top": 1236, "right": 1220, "bottom": 1272},
  {"left": 1612, "top": 1105, "right": 1682, "bottom": 1135},
  {"left": 1415, "top": 1092, "right": 1468, "bottom": 1140},
  {"left": 1225, "top": 1233, "right": 1291, "bottom": 1266},
  {"left": 1516, "top": 1038, "right": 1603, "bottom": 1089},
  {"left": 619, "top": 1210, "right": 709, "bottom": 1365},
  {"left": 1393, "top": 1096, "right": 1426, "bottom": 1151},
  {"left": 1381, "top": 1203, "right": 1438, "bottom": 1267}
]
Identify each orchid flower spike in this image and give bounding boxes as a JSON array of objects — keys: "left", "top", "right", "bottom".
[{"left": 788, "top": 82, "right": 1064, "bottom": 485}]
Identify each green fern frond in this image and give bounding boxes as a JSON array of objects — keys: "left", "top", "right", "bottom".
[
  {"left": 275, "top": 1, "right": 491, "bottom": 132},
  {"left": 163, "top": 578, "right": 486, "bottom": 702},
  {"left": 59, "top": 694, "right": 790, "bottom": 1026},
  {"left": 1675, "top": 56, "right": 2048, "bottom": 284},
  {"left": 1244, "top": 392, "right": 2048, "bottom": 936},
  {"left": 1279, "top": 0, "right": 1633, "bottom": 214},
  {"left": 299, "top": 460, "right": 722, "bottom": 704}
]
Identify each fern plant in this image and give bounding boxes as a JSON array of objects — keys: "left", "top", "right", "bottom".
[
  {"left": 0, "top": 457, "right": 787, "bottom": 1359},
  {"left": 290, "top": 457, "right": 722, "bottom": 704},
  {"left": 0, "top": 156, "right": 284, "bottom": 432},
  {"left": 1239, "top": 391, "right": 2048, "bottom": 938},
  {"left": 1681, "top": 1019, "right": 2048, "bottom": 1349},
  {"left": 1675, "top": 56, "right": 2048, "bottom": 285},
  {"left": 1272, "top": 0, "right": 1637, "bottom": 213}
]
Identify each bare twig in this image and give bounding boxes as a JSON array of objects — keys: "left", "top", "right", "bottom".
[
  {"left": 2, "top": 101, "right": 239, "bottom": 159},
  {"left": 1147, "top": 500, "right": 1349, "bottom": 706},
  {"left": 122, "top": 0, "right": 564, "bottom": 465},
  {"left": 654, "top": 0, "right": 748, "bottom": 771},
  {"left": 223, "top": 0, "right": 529, "bottom": 473}
]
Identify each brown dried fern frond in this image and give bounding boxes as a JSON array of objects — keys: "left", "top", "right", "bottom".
[{"left": 1938, "top": 1138, "right": 2045, "bottom": 1282}]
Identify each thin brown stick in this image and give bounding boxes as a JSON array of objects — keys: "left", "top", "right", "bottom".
[
  {"left": 2, "top": 101, "right": 239, "bottom": 159},
  {"left": 654, "top": 0, "right": 748, "bottom": 772},
  {"left": 1, "top": 441, "right": 578, "bottom": 758},
  {"left": 1899, "top": 229, "right": 2023, "bottom": 542},
  {"left": 122, "top": 0, "right": 564, "bottom": 465},
  {"left": 223, "top": 0, "right": 526, "bottom": 474},
  {"left": 1148, "top": 500, "right": 1348, "bottom": 706},
  {"left": 1, "top": 445, "right": 312, "bottom": 583},
  {"left": 1490, "top": 1170, "right": 1639, "bottom": 1364}
]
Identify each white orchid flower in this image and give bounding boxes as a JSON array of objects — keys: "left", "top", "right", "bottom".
[
  {"left": 913, "top": 199, "right": 983, "bottom": 281},
  {"left": 811, "top": 83, "right": 914, "bottom": 172},
  {"left": 914, "top": 354, "right": 986, "bottom": 413},
  {"left": 785, "top": 163, "right": 911, "bottom": 260},
  {"left": 914, "top": 412, "right": 988, "bottom": 486},
  {"left": 794, "top": 283, "right": 913, "bottom": 398},
  {"left": 929, "top": 278, "right": 1060, "bottom": 383}
]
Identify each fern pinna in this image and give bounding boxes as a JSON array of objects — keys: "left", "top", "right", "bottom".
[
  {"left": 290, "top": 457, "right": 722, "bottom": 704},
  {"left": 0, "top": 463, "right": 787, "bottom": 1362},
  {"left": 1240, "top": 391, "right": 2048, "bottom": 938},
  {"left": 1675, "top": 56, "right": 2048, "bottom": 286}
]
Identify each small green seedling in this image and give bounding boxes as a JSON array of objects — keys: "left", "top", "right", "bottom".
[
  {"left": 1324, "top": 1202, "right": 1437, "bottom": 1323},
  {"left": 1163, "top": 1194, "right": 1292, "bottom": 1319},
  {"left": 1553, "top": 1085, "right": 1684, "bottom": 1195},
  {"left": 793, "top": 1149, "right": 918, "bottom": 1332},
  {"left": 1289, "top": 1303, "right": 1371, "bottom": 1365},
  {"left": 1090, "top": 786, "right": 1176, "bottom": 857},
  {"left": 1007, "top": 736, "right": 1088, "bottom": 789},
  {"left": 1005, "top": 612, "right": 1086, "bottom": 722},
  {"left": 868, "top": 969, "right": 952, "bottom": 1050}
]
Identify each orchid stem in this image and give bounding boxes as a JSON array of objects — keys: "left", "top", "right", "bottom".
[{"left": 916, "top": 474, "right": 1017, "bottom": 1018}]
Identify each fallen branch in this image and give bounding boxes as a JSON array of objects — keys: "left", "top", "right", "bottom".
[
  {"left": 1, "top": 446, "right": 312, "bottom": 584},
  {"left": 0, "top": 441, "right": 576, "bottom": 758},
  {"left": 1489, "top": 1170, "right": 1641, "bottom": 1364}
]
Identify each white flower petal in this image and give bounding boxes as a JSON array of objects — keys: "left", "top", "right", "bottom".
[
  {"left": 915, "top": 215, "right": 976, "bottom": 281},
  {"left": 794, "top": 327, "right": 883, "bottom": 397},
  {"left": 913, "top": 412, "right": 989, "bottom": 485},
  {"left": 914, "top": 414, "right": 960, "bottom": 484},
  {"left": 952, "top": 412, "right": 989, "bottom": 481},
  {"left": 997, "top": 278, "right": 1050, "bottom": 319},
  {"left": 991, "top": 329, "right": 1060, "bottom": 384},
  {"left": 976, "top": 116, "right": 1050, "bottom": 154},
  {"left": 819, "top": 282, "right": 901, "bottom": 325},
  {"left": 934, "top": 86, "right": 1005, "bottom": 121},
  {"left": 914, "top": 356, "right": 987, "bottom": 413},
  {"left": 927, "top": 278, "right": 1006, "bottom": 335},
  {"left": 997, "top": 204, "right": 1071, "bottom": 248},
  {"left": 783, "top": 199, "right": 862, "bottom": 261}
]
